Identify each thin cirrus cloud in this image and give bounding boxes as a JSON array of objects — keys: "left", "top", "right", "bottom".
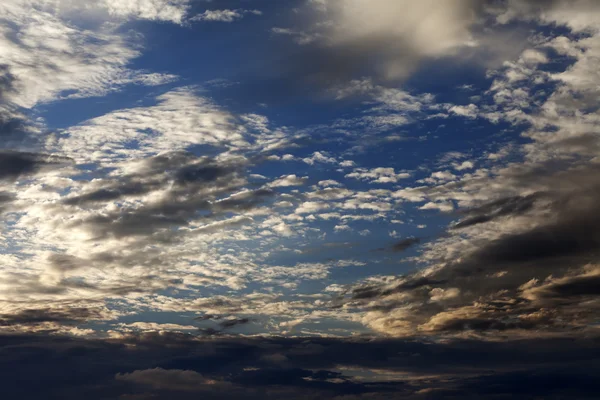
[{"left": 0, "top": 0, "right": 599, "bottom": 399}]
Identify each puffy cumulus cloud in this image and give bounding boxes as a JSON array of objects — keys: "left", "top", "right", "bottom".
[
  {"left": 419, "top": 201, "right": 454, "bottom": 212},
  {"left": 267, "top": 174, "right": 308, "bottom": 188},
  {"left": 317, "top": 179, "right": 341, "bottom": 187},
  {"left": 453, "top": 160, "right": 475, "bottom": 171},
  {"left": 295, "top": 201, "right": 330, "bottom": 214},
  {"left": 301, "top": 151, "right": 337, "bottom": 165},
  {"left": 346, "top": 167, "right": 411, "bottom": 184}
]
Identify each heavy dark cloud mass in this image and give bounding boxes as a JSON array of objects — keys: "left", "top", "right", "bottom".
[{"left": 0, "top": 333, "right": 598, "bottom": 399}]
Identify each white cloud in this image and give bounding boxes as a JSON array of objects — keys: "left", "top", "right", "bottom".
[
  {"left": 55, "top": 88, "right": 250, "bottom": 163},
  {"left": 0, "top": 0, "right": 185, "bottom": 112},
  {"left": 191, "top": 9, "right": 261, "bottom": 23},
  {"left": 268, "top": 174, "right": 308, "bottom": 188},
  {"left": 103, "top": 0, "right": 191, "bottom": 24},
  {"left": 419, "top": 201, "right": 454, "bottom": 212},
  {"left": 449, "top": 104, "right": 479, "bottom": 119},
  {"left": 453, "top": 161, "right": 474, "bottom": 171},
  {"left": 117, "top": 322, "right": 198, "bottom": 332},
  {"left": 302, "top": 151, "right": 337, "bottom": 165},
  {"left": 295, "top": 201, "right": 330, "bottom": 214},
  {"left": 346, "top": 167, "right": 410, "bottom": 184},
  {"left": 318, "top": 179, "right": 342, "bottom": 187}
]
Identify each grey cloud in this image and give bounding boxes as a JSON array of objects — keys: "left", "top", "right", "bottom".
[
  {"left": 0, "top": 307, "right": 107, "bottom": 327},
  {"left": 345, "top": 163, "right": 600, "bottom": 337},
  {"left": 536, "top": 274, "right": 600, "bottom": 299},
  {"left": 391, "top": 237, "right": 421, "bottom": 252},
  {"left": 266, "top": 0, "right": 571, "bottom": 94},
  {"left": 62, "top": 152, "right": 272, "bottom": 242},
  {"left": 218, "top": 317, "right": 252, "bottom": 330},
  {"left": 522, "top": 266, "right": 600, "bottom": 305},
  {"left": 64, "top": 152, "right": 241, "bottom": 206},
  {"left": 0, "top": 65, "right": 15, "bottom": 99},
  {"left": 0, "top": 151, "right": 71, "bottom": 181},
  {"left": 63, "top": 182, "right": 154, "bottom": 205},
  {"left": 452, "top": 193, "right": 542, "bottom": 229},
  {"left": 0, "top": 333, "right": 598, "bottom": 399}
]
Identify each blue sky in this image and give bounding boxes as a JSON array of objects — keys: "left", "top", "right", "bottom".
[{"left": 1, "top": 1, "right": 600, "bottom": 398}]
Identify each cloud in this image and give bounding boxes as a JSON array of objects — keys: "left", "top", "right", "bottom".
[
  {"left": 269, "top": 0, "right": 600, "bottom": 93},
  {"left": 0, "top": 307, "right": 110, "bottom": 327},
  {"left": 419, "top": 201, "right": 454, "bottom": 212},
  {"left": 268, "top": 174, "right": 308, "bottom": 188},
  {"left": 346, "top": 167, "right": 411, "bottom": 184},
  {"left": 302, "top": 151, "right": 337, "bottom": 165},
  {"left": 55, "top": 88, "right": 251, "bottom": 164},
  {"left": 453, "top": 161, "right": 474, "bottom": 171},
  {"left": 390, "top": 237, "right": 421, "bottom": 253},
  {"left": 295, "top": 201, "right": 330, "bottom": 214},
  {"left": 191, "top": 9, "right": 262, "bottom": 23},
  {"left": 347, "top": 173, "right": 600, "bottom": 337},
  {"left": 288, "top": 0, "right": 480, "bottom": 82},
  {"left": 0, "top": 1, "right": 179, "bottom": 110},
  {"left": 451, "top": 193, "right": 541, "bottom": 229},
  {"left": 0, "top": 333, "right": 599, "bottom": 399},
  {"left": 0, "top": 151, "right": 71, "bottom": 182},
  {"left": 116, "top": 368, "right": 224, "bottom": 391},
  {"left": 102, "top": 0, "right": 191, "bottom": 24}
]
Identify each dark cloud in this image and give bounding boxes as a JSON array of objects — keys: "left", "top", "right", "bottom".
[
  {"left": 0, "top": 64, "right": 15, "bottom": 99},
  {"left": 64, "top": 152, "right": 241, "bottom": 206},
  {"left": 0, "top": 307, "right": 106, "bottom": 327},
  {"left": 0, "top": 65, "right": 38, "bottom": 144},
  {"left": 0, "top": 333, "right": 598, "bottom": 399},
  {"left": 391, "top": 237, "right": 421, "bottom": 252},
  {"left": 452, "top": 193, "right": 541, "bottom": 229},
  {"left": 63, "top": 153, "right": 273, "bottom": 242},
  {"left": 254, "top": 0, "right": 563, "bottom": 98},
  {"left": 63, "top": 182, "right": 155, "bottom": 206},
  {"left": 196, "top": 317, "right": 254, "bottom": 336},
  {"left": 538, "top": 274, "right": 600, "bottom": 298},
  {"left": 218, "top": 317, "right": 252, "bottom": 330},
  {"left": 0, "top": 151, "right": 71, "bottom": 181},
  {"left": 174, "top": 164, "right": 235, "bottom": 186}
]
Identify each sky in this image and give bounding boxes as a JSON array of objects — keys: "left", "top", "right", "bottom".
[{"left": 0, "top": 0, "right": 600, "bottom": 398}]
